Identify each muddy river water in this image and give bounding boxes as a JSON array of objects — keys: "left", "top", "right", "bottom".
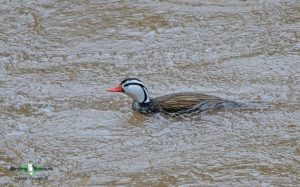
[{"left": 0, "top": 0, "right": 300, "bottom": 186}]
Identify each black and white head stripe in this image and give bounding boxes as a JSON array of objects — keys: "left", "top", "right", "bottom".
[
  {"left": 121, "top": 78, "right": 147, "bottom": 88},
  {"left": 121, "top": 78, "right": 142, "bottom": 84},
  {"left": 120, "top": 78, "right": 150, "bottom": 103}
]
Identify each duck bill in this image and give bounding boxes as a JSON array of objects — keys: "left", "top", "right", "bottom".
[{"left": 107, "top": 84, "right": 123, "bottom": 92}]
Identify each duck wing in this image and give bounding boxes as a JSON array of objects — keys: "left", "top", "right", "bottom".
[{"left": 153, "top": 92, "right": 229, "bottom": 113}]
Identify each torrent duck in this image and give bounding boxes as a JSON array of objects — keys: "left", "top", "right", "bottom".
[{"left": 107, "top": 78, "right": 249, "bottom": 115}]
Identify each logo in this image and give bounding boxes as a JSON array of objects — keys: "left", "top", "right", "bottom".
[{"left": 10, "top": 161, "right": 53, "bottom": 182}]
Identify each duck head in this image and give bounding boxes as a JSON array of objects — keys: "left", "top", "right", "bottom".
[{"left": 107, "top": 78, "right": 150, "bottom": 104}]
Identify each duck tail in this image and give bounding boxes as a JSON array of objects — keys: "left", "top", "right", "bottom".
[
  {"left": 228, "top": 101, "right": 273, "bottom": 110},
  {"left": 193, "top": 100, "right": 273, "bottom": 112}
]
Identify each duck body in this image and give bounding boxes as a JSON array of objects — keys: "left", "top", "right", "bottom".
[
  {"left": 107, "top": 78, "right": 245, "bottom": 115},
  {"left": 132, "top": 92, "right": 243, "bottom": 115}
]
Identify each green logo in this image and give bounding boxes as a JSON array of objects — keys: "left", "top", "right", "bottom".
[{"left": 10, "top": 162, "right": 53, "bottom": 176}]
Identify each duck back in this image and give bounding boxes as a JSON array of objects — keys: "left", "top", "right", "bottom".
[{"left": 153, "top": 92, "right": 242, "bottom": 114}]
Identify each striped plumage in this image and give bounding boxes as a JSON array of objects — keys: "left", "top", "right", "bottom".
[
  {"left": 153, "top": 92, "right": 242, "bottom": 114},
  {"left": 107, "top": 78, "right": 244, "bottom": 115}
]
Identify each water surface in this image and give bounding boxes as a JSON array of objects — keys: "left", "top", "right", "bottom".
[{"left": 0, "top": 0, "right": 300, "bottom": 186}]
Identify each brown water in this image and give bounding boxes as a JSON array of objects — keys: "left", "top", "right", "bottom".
[{"left": 1, "top": 0, "right": 300, "bottom": 186}]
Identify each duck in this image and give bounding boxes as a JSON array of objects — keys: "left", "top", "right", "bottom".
[{"left": 107, "top": 78, "right": 255, "bottom": 116}]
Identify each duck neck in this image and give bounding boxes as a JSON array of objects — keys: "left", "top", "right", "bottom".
[
  {"left": 132, "top": 100, "right": 155, "bottom": 114},
  {"left": 138, "top": 100, "right": 151, "bottom": 107}
]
